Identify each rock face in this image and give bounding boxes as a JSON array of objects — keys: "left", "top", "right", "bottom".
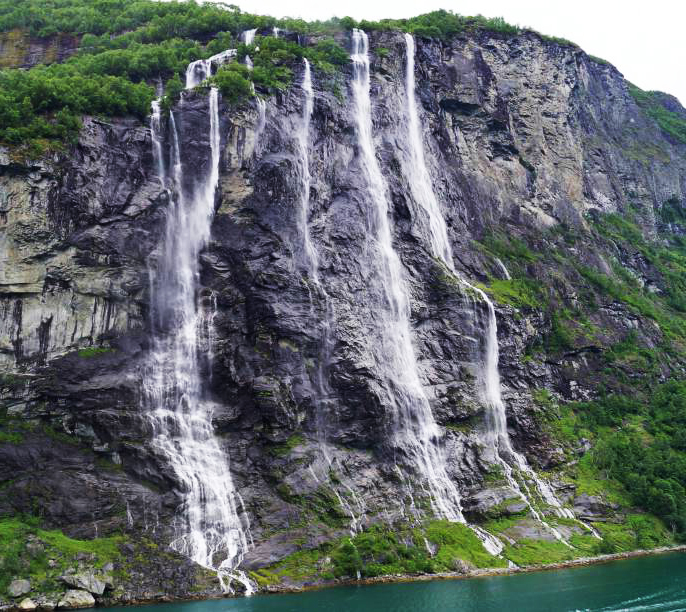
[
  {"left": 2, "top": 27, "right": 686, "bottom": 602},
  {"left": 60, "top": 572, "right": 108, "bottom": 596}
]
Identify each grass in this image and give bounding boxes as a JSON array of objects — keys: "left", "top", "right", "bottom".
[
  {"left": 629, "top": 85, "right": 686, "bottom": 144},
  {"left": 0, "top": 517, "right": 123, "bottom": 595},
  {"left": 426, "top": 521, "right": 508, "bottom": 569},
  {"left": 252, "top": 520, "right": 506, "bottom": 587},
  {"left": 502, "top": 538, "right": 574, "bottom": 566},
  {"left": 269, "top": 433, "right": 306, "bottom": 457},
  {"left": 76, "top": 346, "right": 114, "bottom": 358},
  {"left": 479, "top": 278, "right": 546, "bottom": 310}
]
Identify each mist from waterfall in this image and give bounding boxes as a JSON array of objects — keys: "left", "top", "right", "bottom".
[
  {"left": 350, "top": 28, "right": 465, "bottom": 523},
  {"left": 144, "top": 87, "right": 253, "bottom": 593},
  {"left": 402, "top": 33, "right": 574, "bottom": 533}
]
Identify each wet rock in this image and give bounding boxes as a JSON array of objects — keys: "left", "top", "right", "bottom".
[{"left": 56, "top": 591, "right": 95, "bottom": 610}]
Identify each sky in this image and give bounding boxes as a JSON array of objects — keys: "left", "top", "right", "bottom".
[{"left": 225, "top": 0, "right": 686, "bottom": 104}]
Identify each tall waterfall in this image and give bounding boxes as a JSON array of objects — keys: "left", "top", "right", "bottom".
[
  {"left": 402, "top": 34, "right": 574, "bottom": 529},
  {"left": 296, "top": 59, "right": 318, "bottom": 281},
  {"left": 145, "top": 86, "right": 252, "bottom": 592},
  {"left": 350, "top": 29, "right": 464, "bottom": 522}
]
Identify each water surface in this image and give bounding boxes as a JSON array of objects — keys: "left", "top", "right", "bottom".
[{"left": 108, "top": 552, "right": 686, "bottom": 612}]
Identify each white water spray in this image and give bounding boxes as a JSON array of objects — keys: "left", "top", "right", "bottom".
[
  {"left": 185, "top": 49, "right": 236, "bottom": 89},
  {"left": 145, "top": 86, "right": 253, "bottom": 593},
  {"left": 351, "top": 29, "right": 465, "bottom": 523},
  {"left": 242, "top": 29, "right": 257, "bottom": 45},
  {"left": 403, "top": 34, "right": 575, "bottom": 540}
]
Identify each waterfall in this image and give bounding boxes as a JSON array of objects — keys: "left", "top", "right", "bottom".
[
  {"left": 242, "top": 29, "right": 257, "bottom": 45},
  {"left": 297, "top": 59, "right": 318, "bottom": 281},
  {"left": 150, "top": 101, "right": 165, "bottom": 186},
  {"left": 350, "top": 29, "right": 465, "bottom": 523},
  {"left": 272, "top": 27, "right": 280, "bottom": 38},
  {"left": 402, "top": 34, "right": 575, "bottom": 536},
  {"left": 144, "top": 86, "right": 253, "bottom": 593},
  {"left": 495, "top": 258, "right": 511, "bottom": 280},
  {"left": 185, "top": 49, "right": 236, "bottom": 89}
]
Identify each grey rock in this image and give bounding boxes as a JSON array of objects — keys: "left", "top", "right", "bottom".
[
  {"left": 7, "top": 580, "right": 31, "bottom": 598},
  {"left": 573, "top": 493, "right": 618, "bottom": 518},
  {"left": 18, "top": 599, "right": 37, "bottom": 610},
  {"left": 60, "top": 572, "right": 107, "bottom": 596},
  {"left": 57, "top": 591, "right": 95, "bottom": 610}
]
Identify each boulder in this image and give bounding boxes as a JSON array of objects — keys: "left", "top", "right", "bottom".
[
  {"left": 59, "top": 572, "right": 107, "bottom": 596},
  {"left": 573, "top": 493, "right": 618, "bottom": 519},
  {"left": 57, "top": 590, "right": 95, "bottom": 609},
  {"left": 8, "top": 580, "right": 31, "bottom": 598},
  {"left": 462, "top": 486, "right": 528, "bottom": 520},
  {"left": 18, "top": 599, "right": 37, "bottom": 610}
]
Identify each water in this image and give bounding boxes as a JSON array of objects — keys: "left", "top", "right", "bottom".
[
  {"left": 242, "top": 29, "right": 257, "bottom": 45},
  {"left": 144, "top": 86, "right": 252, "bottom": 592},
  {"left": 296, "top": 58, "right": 318, "bottom": 282},
  {"left": 401, "top": 33, "right": 574, "bottom": 537},
  {"left": 186, "top": 49, "right": 237, "bottom": 89},
  {"left": 104, "top": 552, "right": 686, "bottom": 612},
  {"left": 350, "top": 29, "right": 464, "bottom": 523}
]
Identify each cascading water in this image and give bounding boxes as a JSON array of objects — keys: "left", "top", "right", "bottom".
[
  {"left": 296, "top": 59, "right": 319, "bottom": 282},
  {"left": 185, "top": 49, "right": 236, "bottom": 89},
  {"left": 402, "top": 33, "right": 578, "bottom": 542},
  {"left": 242, "top": 29, "right": 257, "bottom": 45},
  {"left": 144, "top": 83, "right": 253, "bottom": 593},
  {"left": 350, "top": 29, "right": 466, "bottom": 524},
  {"left": 294, "top": 58, "right": 366, "bottom": 533}
]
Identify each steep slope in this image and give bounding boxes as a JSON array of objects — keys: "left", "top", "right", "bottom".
[{"left": 2, "top": 6, "right": 686, "bottom": 604}]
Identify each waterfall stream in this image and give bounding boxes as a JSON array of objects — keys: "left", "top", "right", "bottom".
[
  {"left": 402, "top": 34, "right": 578, "bottom": 544},
  {"left": 350, "top": 29, "right": 465, "bottom": 523},
  {"left": 295, "top": 58, "right": 366, "bottom": 533},
  {"left": 145, "top": 85, "right": 253, "bottom": 593},
  {"left": 185, "top": 49, "right": 236, "bottom": 89}
]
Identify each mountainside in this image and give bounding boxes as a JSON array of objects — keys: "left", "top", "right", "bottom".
[{"left": 3, "top": 2, "right": 686, "bottom": 607}]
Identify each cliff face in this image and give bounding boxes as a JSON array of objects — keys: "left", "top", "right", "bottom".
[{"left": 2, "top": 28, "right": 686, "bottom": 602}]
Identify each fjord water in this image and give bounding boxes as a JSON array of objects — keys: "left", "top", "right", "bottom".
[{"left": 105, "top": 552, "right": 686, "bottom": 612}]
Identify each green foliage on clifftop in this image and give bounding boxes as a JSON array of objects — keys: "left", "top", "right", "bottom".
[{"left": 630, "top": 85, "right": 686, "bottom": 144}]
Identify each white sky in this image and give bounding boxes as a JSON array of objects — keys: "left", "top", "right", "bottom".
[{"left": 228, "top": 0, "right": 686, "bottom": 105}]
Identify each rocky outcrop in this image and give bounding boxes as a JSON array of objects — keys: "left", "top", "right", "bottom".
[
  {"left": 56, "top": 590, "right": 95, "bottom": 609},
  {"left": 1, "top": 26, "right": 685, "bottom": 603}
]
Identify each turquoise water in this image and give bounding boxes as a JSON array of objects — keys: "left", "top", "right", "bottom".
[{"left": 109, "top": 552, "right": 686, "bottom": 611}]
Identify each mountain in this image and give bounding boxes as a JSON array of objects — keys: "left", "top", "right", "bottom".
[{"left": 3, "top": 2, "right": 686, "bottom": 606}]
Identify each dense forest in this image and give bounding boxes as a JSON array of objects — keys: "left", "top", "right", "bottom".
[{"left": 0, "top": 1, "right": 572, "bottom": 156}]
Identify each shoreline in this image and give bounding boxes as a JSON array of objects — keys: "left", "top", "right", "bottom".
[
  {"left": 5, "top": 545, "right": 684, "bottom": 610},
  {"left": 91, "top": 544, "right": 686, "bottom": 608}
]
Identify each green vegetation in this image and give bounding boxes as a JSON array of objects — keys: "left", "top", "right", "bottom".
[
  {"left": 0, "top": 0, "right": 595, "bottom": 154},
  {"left": 270, "top": 433, "right": 306, "bottom": 457},
  {"left": 77, "top": 346, "right": 114, "bottom": 358},
  {"left": 0, "top": 516, "right": 122, "bottom": 594},
  {"left": 503, "top": 538, "right": 574, "bottom": 566},
  {"left": 630, "top": 85, "right": 686, "bottom": 144},
  {"left": 252, "top": 520, "right": 506, "bottom": 587}
]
